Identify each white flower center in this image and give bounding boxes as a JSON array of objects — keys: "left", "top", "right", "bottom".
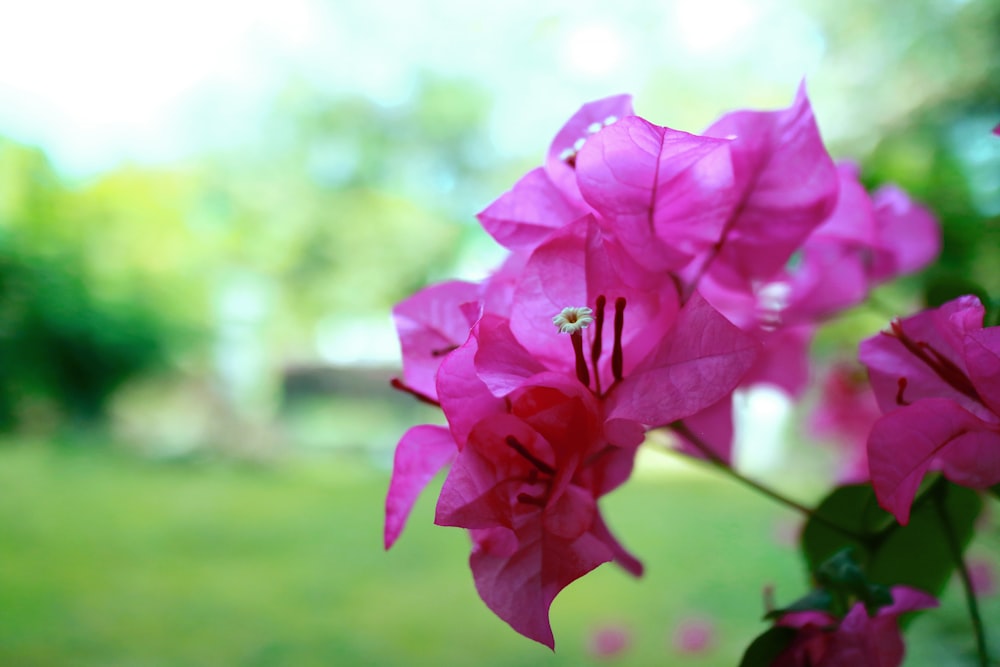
[{"left": 552, "top": 306, "right": 594, "bottom": 334}]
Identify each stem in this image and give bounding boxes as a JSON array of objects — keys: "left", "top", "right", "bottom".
[
  {"left": 933, "top": 484, "right": 990, "bottom": 667},
  {"left": 669, "top": 422, "right": 865, "bottom": 543}
]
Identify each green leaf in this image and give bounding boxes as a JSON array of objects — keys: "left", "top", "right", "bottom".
[
  {"left": 738, "top": 627, "right": 798, "bottom": 667},
  {"left": 801, "top": 480, "right": 982, "bottom": 596}
]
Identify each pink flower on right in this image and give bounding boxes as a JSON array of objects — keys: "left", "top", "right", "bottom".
[
  {"left": 772, "top": 587, "right": 938, "bottom": 667},
  {"left": 859, "top": 295, "right": 1000, "bottom": 524}
]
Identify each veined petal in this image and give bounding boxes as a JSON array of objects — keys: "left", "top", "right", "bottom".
[
  {"left": 868, "top": 184, "right": 941, "bottom": 283},
  {"left": 576, "top": 117, "right": 735, "bottom": 273},
  {"left": 393, "top": 280, "right": 481, "bottom": 400},
  {"left": 437, "top": 328, "right": 506, "bottom": 447},
  {"left": 545, "top": 94, "right": 634, "bottom": 199},
  {"left": 867, "top": 398, "right": 1000, "bottom": 524},
  {"left": 473, "top": 314, "right": 548, "bottom": 396},
  {"left": 963, "top": 327, "right": 1000, "bottom": 416},
  {"left": 384, "top": 425, "right": 457, "bottom": 550},
  {"left": 477, "top": 167, "right": 584, "bottom": 251},
  {"left": 703, "top": 82, "right": 839, "bottom": 287},
  {"left": 469, "top": 517, "right": 614, "bottom": 650},
  {"left": 607, "top": 293, "right": 759, "bottom": 426}
]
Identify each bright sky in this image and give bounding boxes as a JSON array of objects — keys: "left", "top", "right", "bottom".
[{"left": 0, "top": 0, "right": 825, "bottom": 178}]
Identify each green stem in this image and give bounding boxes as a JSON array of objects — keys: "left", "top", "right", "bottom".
[
  {"left": 932, "top": 484, "right": 991, "bottom": 667},
  {"left": 669, "top": 423, "right": 866, "bottom": 543}
]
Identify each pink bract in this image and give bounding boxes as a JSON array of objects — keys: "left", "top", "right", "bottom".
[
  {"left": 773, "top": 586, "right": 937, "bottom": 667},
  {"left": 860, "top": 295, "right": 1000, "bottom": 523}
]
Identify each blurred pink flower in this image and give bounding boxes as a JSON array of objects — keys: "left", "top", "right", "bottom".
[
  {"left": 808, "top": 361, "right": 880, "bottom": 483},
  {"left": 672, "top": 615, "right": 716, "bottom": 654},
  {"left": 968, "top": 558, "right": 996, "bottom": 597},
  {"left": 773, "top": 586, "right": 937, "bottom": 667},
  {"left": 587, "top": 622, "right": 633, "bottom": 659}
]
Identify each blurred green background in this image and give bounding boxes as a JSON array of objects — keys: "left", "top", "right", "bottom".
[{"left": 0, "top": 1, "right": 997, "bottom": 665}]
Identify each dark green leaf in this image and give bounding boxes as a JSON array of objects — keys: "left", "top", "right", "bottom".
[
  {"left": 923, "top": 275, "right": 989, "bottom": 310},
  {"left": 801, "top": 480, "right": 982, "bottom": 596},
  {"left": 738, "top": 627, "right": 798, "bottom": 667}
]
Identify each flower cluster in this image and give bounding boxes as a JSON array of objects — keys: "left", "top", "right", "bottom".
[{"left": 385, "top": 85, "right": 940, "bottom": 649}]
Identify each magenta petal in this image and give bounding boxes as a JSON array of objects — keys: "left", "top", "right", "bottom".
[
  {"left": 469, "top": 517, "right": 614, "bottom": 649},
  {"left": 608, "top": 293, "right": 759, "bottom": 426},
  {"left": 393, "top": 280, "right": 480, "bottom": 400},
  {"left": 964, "top": 327, "right": 1000, "bottom": 416},
  {"left": 704, "top": 83, "right": 839, "bottom": 285},
  {"left": 671, "top": 395, "right": 734, "bottom": 464},
  {"left": 437, "top": 330, "right": 506, "bottom": 447},
  {"left": 590, "top": 513, "right": 643, "bottom": 576},
  {"left": 867, "top": 398, "right": 1000, "bottom": 524},
  {"left": 477, "top": 167, "right": 584, "bottom": 251},
  {"left": 868, "top": 185, "right": 941, "bottom": 282},
  {"left": 576, "top": 117, "right": 735, "bottom": 273},
  {"left": 384, "top": 425, "right": 457, "bottom": 550},
  {"left": 473, "top": 314, "right": 548, "bottom": 396},
  {"left": 881, "top": 586, "right": 939, "bottom": 615},
  {"left": 859, "top": 296, "right": 985, "bottom": 416},
  {"left": 545, "top": 94, "right": 635, "bottom": 197}
]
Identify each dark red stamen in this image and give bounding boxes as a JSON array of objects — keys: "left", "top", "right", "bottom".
[
  {"left": 612, "top": 297, "right": 626, "bottom": 383},
  {"left": 895, "top": 377, "right": 910, "bottom": 406},
  {"left": 591, "top": 295, "right": 606, "bottom": 395},
  {"left": 888, "top": 321, "right": 980, "bottom": 402},
  {"left": 505, "top": 435, "right": 556, "bottom": 475},
  {"left": 571, "top": 331, "right": 591, "bottom": 388},
  {"left": 430, "top": 344, "right": 459, "bottom": 357},
  {"left": 390, "top": 378, "right": 441, "bottom": 407}
]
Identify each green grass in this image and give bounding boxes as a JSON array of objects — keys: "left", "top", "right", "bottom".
[{"left": 0, "top": 442, "right": 993, "bottom": 666}]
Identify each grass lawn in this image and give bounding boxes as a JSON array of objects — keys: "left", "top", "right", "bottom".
[{"left": 0, "top": 441, "right": 994, "bottom": 666}]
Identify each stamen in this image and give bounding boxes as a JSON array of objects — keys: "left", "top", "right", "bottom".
[
  {"left": 895, "top": 377, "right": 910, "bottom": 406},
  {"left": 591, "top": 296, "right": 606, "bottom": 396},
  {"left": 612, "top": 297, "right": 626, "bottom": 383},
  {"left": 430, "top": 344, "right": 459, "bottom": 357},
  {"left": 888, "top": 321, "right": 980, "bottom": 402},
  {"left": 571, "top": 331, "right": 591, "bottom": 387},
  {"left": 505, "top": 435, "right": 555, "bottom": 475},
  {"left": 389, "top": 378, "right": 441, "bottom": 407},
  {"left": 602, "top": 115, "right": 618, "bottom": 126},
  {"left": 558, "top": 147, "right": 576, "bottom": 163},
  {"left": 586, "top": 121, "right": 603, "bottom": 134}
]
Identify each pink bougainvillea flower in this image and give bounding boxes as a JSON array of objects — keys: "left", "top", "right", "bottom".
[
  {"left": 474, "top": 218, "right": 759, "bottom": 455},
  {"left": 808, "top": 361, "right": 881, "bottom": 484},
  {"left": 435, "top": 378, "right": 643, "bottom": 648},
  {"left": 859, "top": 295, "right": 1000, "bottom": 523},
  {"left": 696, "top": 82, "right": 840, "bottom": 291},
  {"left": 772, "top": 586, "right": 937, "bottom": 667}
]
